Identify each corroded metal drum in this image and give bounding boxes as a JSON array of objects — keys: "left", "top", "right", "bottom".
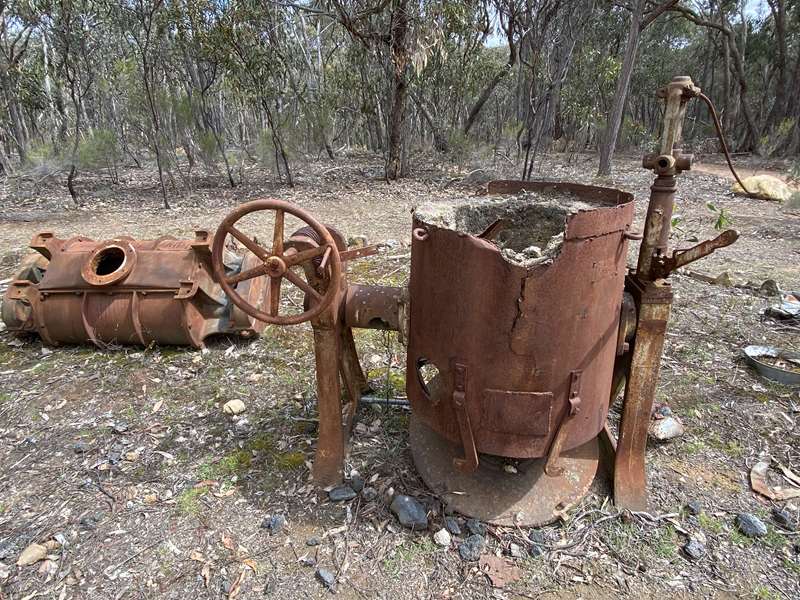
[
  {"left": 407, "top": 181, "right": 634, "bottom": 459},
  {"left": 2, "top": 231, "right": 268, "bottom": 348},
  {"left": 405, "top": 181, "right": 634, "bottom": 524}
]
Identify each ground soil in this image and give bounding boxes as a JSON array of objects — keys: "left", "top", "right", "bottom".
[{"left": 0, "top": 152, "right": 798, "bottom": 600}]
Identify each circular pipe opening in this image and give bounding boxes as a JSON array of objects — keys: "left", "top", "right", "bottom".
[
  {"left": 81, "top": 241, "right": 136, "bottom": 286},
  {"left": 92, "top": 246, "right": 126, "bottom": 275}
]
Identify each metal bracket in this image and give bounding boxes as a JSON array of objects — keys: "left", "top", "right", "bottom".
[
  {"left": 452, "top": 363, "right": 479, "bottom": 473},
  {"left": 544, "top": 370, "right": 582, "bottom": 477}
]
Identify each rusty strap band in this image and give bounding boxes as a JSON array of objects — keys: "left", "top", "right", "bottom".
[{"left": 452, "top": 363, "right": 479, "bottom": 473}]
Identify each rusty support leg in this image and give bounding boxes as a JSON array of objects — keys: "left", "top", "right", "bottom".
[
  {"left": 613, "top": 278, "right": 672, "bottom": 510},
  {"left": 339, "top": 325, "right": 367, "bottom": 437},
  {"left": 599, "top": 352, "right": 631, "bottom": 480},
  {"left": 312, "top": 324, "right": 345, "bottom": 487}
]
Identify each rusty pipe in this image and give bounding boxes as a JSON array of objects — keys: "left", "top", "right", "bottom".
[
  {"left": 343, "top": 284, "right": 404, "bottom": 331},
  {"left": 636, "top": 175, "right": 674, "bottom": 279}
]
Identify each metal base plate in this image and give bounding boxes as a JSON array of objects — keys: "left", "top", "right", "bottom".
[{"left": 410, "top": 414, "right": 599, "bottom": 527}]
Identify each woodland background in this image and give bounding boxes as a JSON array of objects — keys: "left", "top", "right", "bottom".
[{"left": 1, "top": 0, "right": 799, "bottom": 208}]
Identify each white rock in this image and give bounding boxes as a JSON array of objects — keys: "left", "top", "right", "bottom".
[
  {"left": 509, "top": 543, "right": 527, "bottom": 559},
  {"left": 433, "top": 529, "right": 451, "bottom": 547},
  {"left": 222, "top": 399, "right": 246, "bottom": 415},
  {"left": 732, "top": 175, "right": 791, "bottom": 201},
  {"left": 649, "top": 416, "right": 685, "bottom": 441},
  {"left": 17, "top": 543, "right": 47, "bottom": 566}
]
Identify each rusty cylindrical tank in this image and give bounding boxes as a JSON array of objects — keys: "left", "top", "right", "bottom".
[
  {"left": 406, "top": 181, "right": 635, "bottom": 461},
  {"left": 2, "top": 230, "right": 268, "bottom": 348}
]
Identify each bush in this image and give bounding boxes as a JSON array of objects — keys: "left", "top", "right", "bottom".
[{"left": 77, "top": 129, "right": 121, "bottom": 172}]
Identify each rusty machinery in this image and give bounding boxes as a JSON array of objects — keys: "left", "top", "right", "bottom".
[
  {"left": 1, "top": 75, "right": 738, "bottom": 524},
  {"left": 202, "top": 75, "right": 738, "bottom": 525},
  {"left": 2, "top": 231, "right": 270, "bottom": 348}
]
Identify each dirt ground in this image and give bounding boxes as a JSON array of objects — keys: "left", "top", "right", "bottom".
[{"left": 0, "top": 152, "right": 799, "bottom": 600}]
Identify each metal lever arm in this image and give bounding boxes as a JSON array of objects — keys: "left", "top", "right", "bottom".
[{"left": 655, "top": 229, "right": 739, "bottom": 278}]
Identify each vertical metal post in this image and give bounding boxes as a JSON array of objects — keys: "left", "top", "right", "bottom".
[{"left": 613, "top": 75, "right": 698, "bottom": 510}]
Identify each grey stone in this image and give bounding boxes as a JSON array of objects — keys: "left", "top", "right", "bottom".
[
  {"left": 684, "top": 500, "right": 702, "bottom": 516},
  {"left": 306, "top": 536, "right": 321, "bottom": 546},
  {"left": 444, "top": 516, "right": 461, "bottom": 536},
  {"left": 528, "top": 529, "right": 545, "bottom": 544},
  {"left": 261, "top": 514, "right": 286, "bottom": 534},
  {"left": 350, "top": 474, "right": 364, "bottom": 493},
  {"left": 328, "top": 485, "right": 357, "bottom": 502},
  {"left": 390, "top": 495, "right": 428, "bottom": 530},
  {"left": 683, "top": 539, "right": 705, "bottom": 560},
  {"left": 0, "top": 540, "right": 16, "bottom": 560},
  {"left": 771, "top": 508, "right": 796, "bottom": 531},
  {"left": 528, "top": 529, "right": 545, "bottom": 556},
  {"left": 378, "top": 239, "right": 402, "bottom": 250},
  {"left": 300, "top": 556, "right": 316, "bottom": 567},
  {"left": 528, "top": 543, "right": 544, "bottom": 557},
  {"left": 79, "top": 513, "right": 102, "bottom": 529},
  {"left": 458, "top": 534, "right": 485, "bottom": 561},
  {"left": 109, "top": 421, "right": 129, "bottom": 434},
  {"left": 433, "top": 529, "right": 451, "bottom": 547},
  {"left": 656, "top": 405, "right": 673, "bottom": 417},
  {"left": 760, "top": 279, "right": 780, "bottom": 297},
  {"left": 315, "top": 567, "right": 336, "bottom": 590},
  {"left": 466, "top": 518, "right": 486, "bottom": 536},
  {"left": 735, "top": 513, "right": 768, "bottom": 538},
  {"left": 361, "top": 487, "right": 377, "bottom": 502}
]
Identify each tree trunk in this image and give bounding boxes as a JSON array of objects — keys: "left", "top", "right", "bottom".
[
  {"left": 463, "top": 64, "right": 512, "bottom": 137},
  {"left": 411, "top": 92, "right": 448, "bottom": 152},
  {"left": 764, "top": 0, "right": 788, "bottom": 132},
  {"left": 597, "top": 0, "right": 645, "bottom": 176},
  {"left": 386, "top": 0, "right": 409, "bottom": 180}
]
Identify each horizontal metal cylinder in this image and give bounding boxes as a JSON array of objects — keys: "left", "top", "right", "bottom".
[
  {"left": 2, "top": 231, "right": 268, "bottom": 348},
  {"left": 343, "top": 284, "right": 404, "bottom": 331}
]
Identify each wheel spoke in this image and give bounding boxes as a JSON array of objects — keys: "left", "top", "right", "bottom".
[
  {"left": 226, "top": 262, "right": 269, "bottom": 285},
  {"left": 269, "top": 276, "right": 282, "bottom": 316},
  {"left": 284, "top": 269, "right": 322, "bottom": 302},
  {"left": 282, "top": 244, "right": 327, "bottom": 268},
  {"left": 226, "top": 224, "right": 269, "bottom": 260},
  {"left": 272, "top": 209, "right": 284, "bottom": 255}
]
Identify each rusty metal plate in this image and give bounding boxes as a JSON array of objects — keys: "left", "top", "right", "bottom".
[{"left": 410, "top": 414, "right": 599, "bottom": 526}]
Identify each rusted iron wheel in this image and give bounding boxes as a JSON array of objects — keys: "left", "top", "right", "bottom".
[{"left": 212, "top": 199, "right": 342, "bottom": 325}]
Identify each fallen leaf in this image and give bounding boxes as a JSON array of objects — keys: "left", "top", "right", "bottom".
[
  {"left": 228, "top": 568, "right": 246, "bottom": 599},
  {"left": 221, "top": 532, "right": 236, "bottom": 552},
  {"left": 152, "top": 399, "right": 164, "bottom": 413},
  {"left": 241, "top": 558, "right": 258, "bottom": 573},
  {"left": 778, "top": 462, "right": 800, "bottom": 488},
  {"left": 17, "top": 543, "right": 47, "bottom": 566},
  {"left": 750, "top": 461, "right": 800, "bottom": 500},
  {"left": 201, "top": 563, "right": 211, "bottom": 588},
  {"left": 189, "top": 550, "right": 206, "bottom": 563},
  {"left": 193, "top": 480, "right": 218, "bottom": 489},
  {"left": 479, "top": 555, "right": 521, "bottom": 589}
]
